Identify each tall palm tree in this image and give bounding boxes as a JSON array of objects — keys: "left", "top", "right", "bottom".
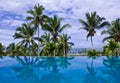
[
  {"left": 26, "top": 4, "right": 47, "bottom": 55},
  {"left": 42, "top": 15, "right": 71, "bottom": 56},
  {"left": 79, "top": 11, "right": 109, "bottom": 48},
  {"left": 13, "top": 23, "right": 38, "bottom": 56},
  {"left": 59, "top": 34, "right": 74, "bottom": 56},
  {"left": 102, "top": 18, "right": 120, "bottom": 42}
]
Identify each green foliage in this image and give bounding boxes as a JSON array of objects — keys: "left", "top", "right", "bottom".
[
  {"left": 57, "top": 34, "right": 74, "bottom": 56},
  {"left": 41, "top": 16, "right": 71, "bottom": 56},
  {"left": 79, "top": 11, "right": 109, "bottom": 47},
  {"left": 102, "top": 18, "right": 120, "bottom": 42},
  {"left": 87, "top": 49, "right": 99, "bottom": 59},
  {"left": 103, "top": 40, "right": 119, "bottom": 55},
  {"left": 40, "top": 33, "right": 74, "bottom": 56},
  {"left": 12, "top": 23, "right": 40, "bottom": 56},
  {"left": 26, "top": 4, "right": 45, "bottom": 29},
  {"left": 42, "top": 15, "right": 71, "bottom": 43}
]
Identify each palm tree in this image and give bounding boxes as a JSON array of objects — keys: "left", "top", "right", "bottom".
[
  {"left": 40, "top": 33, "right": 55, "bottom": 56},
  {"left": 103, "top": 40, "right": 119, "bottom": 55},
  {"left": 26, "top": 4, "right": 47, "bottom": 55},
  {"left": 79, "top": 11, "right": 109, "bottom": 48},
  {"left": 13, "top": 23, "right": 38, "bottom": 56},
  {"left": 6, "top": 43, "right": 18, "bottom": 55},
  {"left": 102, "top": 18, "right": 120, "bottom": 42},
  {"left": 6, "top": 43, "right": 31, "bottom": 56},
  {"left": 42, "top": 15, "right": 71, "bottom": 56},
  {"left": 59, "top": 34, "right": 74, "bottom": 56}
]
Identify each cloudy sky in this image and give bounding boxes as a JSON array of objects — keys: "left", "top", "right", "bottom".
[{"left": 0, "top": 0, "right": 120, "bottom": 48}]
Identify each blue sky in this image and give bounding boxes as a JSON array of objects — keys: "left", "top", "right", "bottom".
[{"left": 0, "top": 0, "right": 120, "bottom": 48}]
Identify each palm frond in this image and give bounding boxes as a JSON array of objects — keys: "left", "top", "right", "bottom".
[
  {"left": 97, "top": 21, "right": 110, "bottom": 29},
  {"left": 79, "top": 19, "right": 89, "bottom": 28},
  {"left": 101, "top": 30, "right": 109, "bottom": 35},
  {"left": 102, "top": 36, "right": 113, "bottom": 42},
  {"left": 79, "top": 27, "right": 89, "bottom": 31},
  {"left": 59, "top": 24, "right": 71, "bottom": 32}
]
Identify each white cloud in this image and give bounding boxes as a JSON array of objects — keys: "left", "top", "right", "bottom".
[
  {"left": 0, "top": 29, "right": 18, "bottom": 46},
  {"left": 0, "top": 29, "right": 15, "bottom": 35},
  {"left": 0, "top": 0, "right": 120, "bottom": 48},
  {"left": 0, "top": 0, "right": 35, "bottom": 12},
  {"left": 0, "top": 19, "right": 24, "bottom": 29}
]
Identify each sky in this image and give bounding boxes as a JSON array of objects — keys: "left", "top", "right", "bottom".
[{"left": 0, "top": 0, "right": 120, "bottom": 48}]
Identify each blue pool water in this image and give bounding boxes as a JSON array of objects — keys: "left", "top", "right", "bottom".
[{"left": 0, "top": 56, "right": 120, "bottom": 83}]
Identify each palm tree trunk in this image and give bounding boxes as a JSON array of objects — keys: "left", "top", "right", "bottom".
[
  {"left": 64, "top": 44, "right": 66, "bottom": 56},
  {"left": 29, "top": 42, "right": 31, "bottom": 63},
  {"left": 37, "top": 26, "right": 40, "bottom": 56},
  {"left": 118, "top": 42, "right": 120, "bottom": 56},
  {"left": 91, "top": 36, "right": 94, "bottom": 50},
  {"left": 64, "top": 45, "right": 65, "bottom": 56},
  {"left": 53, "top": 39, "right": 56, "bottom": 57},
  {"left": 54, "top": 49, "right": 55, "bottom": 57}
]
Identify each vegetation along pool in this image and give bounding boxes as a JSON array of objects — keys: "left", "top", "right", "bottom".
[{"left": 0, "top": 56, "right": 120, "bottom": 83}]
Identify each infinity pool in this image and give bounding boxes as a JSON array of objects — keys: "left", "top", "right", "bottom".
[{"left": 0, "top": 56, "right": 120, "bottom": 83}]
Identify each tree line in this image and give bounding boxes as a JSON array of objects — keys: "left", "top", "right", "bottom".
[{"left": 0, "top": 4, "right": 120, "bottom": 56}]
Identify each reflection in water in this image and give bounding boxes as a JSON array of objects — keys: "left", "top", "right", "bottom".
[
  {"left": 13, "top": 56, "right": 40, "bottom": 83},
  {"left": 84, "top": 57, "right": 108, "bottom": 83},
  {"left": 102, "top": 56, "right": 120, "bottom": 83},
  {"left": 1, "top": 56, "right": 120, "bottom": 83},
  {"left": 84, "top": 57, "right": 102, "bottom": 83},
  {"left": 84, "top": 56, "right": 120, "bottom": 83},
  {"left": 12, "top": 56, "right": 74, "bottom": 83}
]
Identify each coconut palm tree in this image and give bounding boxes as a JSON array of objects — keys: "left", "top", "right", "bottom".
[
  {"left": 102, "top": 18, "right": 120, "bottom": 42},
  {"left": 13, "top": 23, "right": 38, "bottom": 56},
  {"left": 40, "top": 33, "right": 55, "bottom": 56},
  {"left": 6, "top": 43, "right": 31, "bottom": 56},
  {"left": 42, "top": 15, "right": 71, "bottom": 56},
  {"left": 26, "top": 4, "right": 47, "bottom": 55},
  {"left": 79, "top": 11, "right": 109, "bottom": 48},
  {"left": 103, "top": 40, "right": 119, "bottom": 55},
  {"left": 58, "top": 34, "right": 74, "bottom": 56},
  {"left": 6, "top": 43, "right": 18, "bottom": 55}
]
